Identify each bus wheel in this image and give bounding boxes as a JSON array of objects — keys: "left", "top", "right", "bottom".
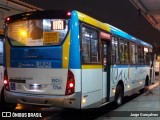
[
  {"left": 114, "top": 84, "right": 124, "bottom": 106},
  {"left": 1, "top": 87, "right": 17, "bottom": 111}
]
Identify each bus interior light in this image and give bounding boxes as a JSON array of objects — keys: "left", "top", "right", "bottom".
[
  {"left": 21, "top": 30, "right": 27, "bottom": 37},
  {"left": 144, "top": 47, "right": 148, "bottom": 52}
]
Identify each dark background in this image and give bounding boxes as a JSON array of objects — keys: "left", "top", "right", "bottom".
[{"left": 21, "top": 0, "right": 160, "bottom": 46}]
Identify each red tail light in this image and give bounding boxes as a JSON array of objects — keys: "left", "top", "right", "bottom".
[
  {"left": 67, "top": 11, "right": 71, "bottom": 16},
  {"left": 65, "top": 70, "right": 75, "bottom": 95},
  {"left": 6, "top": 17, "right": 10, "bottom": 21},
  {"left": 6, "top": 17, "right": 10, "bottom": 22},
  {"left": 4, "top": 69, "right": 10, "bottom": 91}
]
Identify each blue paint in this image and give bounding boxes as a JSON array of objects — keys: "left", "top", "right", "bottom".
[
  {"left": 10, "top": 46, "right": 62, "bottom": 68},
  {"left": 109, "top": 24, "right": 152, "bottom": 48},
  {"left": 112, "top": 64, "right": 148, "bottom": 68},
  {"left": 69, "top": 10, "right": 81, "bottom": 69}
]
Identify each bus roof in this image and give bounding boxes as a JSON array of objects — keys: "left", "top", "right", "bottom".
[
  {"left": 108, "top": 23, "right": 152, "bottom": 48},
  {"left": 77, "top": 11, "right": 110, "bottom": 32},
  {"left": 76, "top": 10, "right": 152, "bottom": 48}
]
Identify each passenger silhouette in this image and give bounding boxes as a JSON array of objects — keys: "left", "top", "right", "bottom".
[{"left": 28, "top": 20, "right": 43, "bottom": 40}]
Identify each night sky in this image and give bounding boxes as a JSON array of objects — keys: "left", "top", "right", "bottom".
[{"left": 21, "top": 0, "right": 160, "bottom": 46}]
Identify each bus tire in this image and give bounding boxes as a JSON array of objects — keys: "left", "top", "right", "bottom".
[
  {"left": 114, "top": 84, "right": 124, "bottom": 106},
  {"left": 1, "top": 87, "right": 17, "bottom": 111}
]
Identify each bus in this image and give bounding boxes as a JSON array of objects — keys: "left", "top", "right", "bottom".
[
  {"left": 4, "top": 10, "right": 153, "bottom": 109},
  {"left": 0, "top": 34, "right": 4, "bottom": 103},
  {"left": 0, "top": 34, "right": 17, "bottom": 109}
]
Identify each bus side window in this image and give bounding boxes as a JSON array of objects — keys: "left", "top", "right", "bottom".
[
  {"left": 119, "top": 39, "right": 129, "bottom": 64},
  {"left": 144, "top": 47, "right": 149, "bottom": 64},
  {"left": 103, "top": 44, "right": 107, "bottom": 65},
  {"left": 130, "top": 43, "right": 136, "bottom": 64},
  {"left": 111, "top": 36, "right": 119, "bottom": 64},
  {"left": 81, "top": 26, "right": 99, "bottom": 63},
  {"left": 146, "top": 52, "right": 151, "bottom": 65},
  {"left": 137, "top": 45, "right": 144, "bottom": 64}
]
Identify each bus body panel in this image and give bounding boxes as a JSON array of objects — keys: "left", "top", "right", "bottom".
[
  {"left": 81, "top": 66, "right": 103, "bottom": 108},
  {"left": 6, "top": 38, "right": 68, "bottom": 95},
  {"left": 10, "top": 46, "right": 62, "bottom": 68},
  {"left": 110, "top": 65, "right": 149, "bottom": 97},
  {"left": 8, "top": 68, "right": 68, "bottom": 95},
  {"left": 70, "top": 69, "right": 81, "bottom": 92},
  {"left": 0, "top": 66, "right": 3, "bottom": 99},
  {"left": 69, "top": 10, "right": 81, "bottom": 69},
  {"left": 102, "top": 69, "right": 107, "bottom": 103},
  {"left": 5, "top": 90, "right": 81, "bottom": 109},
  {"left": 81, "top": 89, "right": 102, "bottom": 109}
]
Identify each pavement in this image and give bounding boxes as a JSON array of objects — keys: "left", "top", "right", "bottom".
[{"left": 96, "top": 78, "right": 160, "bottom": 120}]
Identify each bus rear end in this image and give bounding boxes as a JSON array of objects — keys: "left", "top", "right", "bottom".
[{"left": 4, "top": 11, "right": 81, "bottom": 109}]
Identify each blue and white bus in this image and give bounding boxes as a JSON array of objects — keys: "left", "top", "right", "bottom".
[
  {"left": 4, "top": 10, "right": 152, "bottom": 109},
  {"left": 0, "top": 34, "right": 17, "bottom": 109},
  {"left": 0, "top": 34, "right": 4, "bottom": 103}
]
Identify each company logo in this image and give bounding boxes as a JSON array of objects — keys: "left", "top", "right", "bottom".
[
  {"left": 2, "top": 112, "right": 11, "bottom": 117},
  {"left": 1, "top": 112, "right": 42, "bottom": 118}
]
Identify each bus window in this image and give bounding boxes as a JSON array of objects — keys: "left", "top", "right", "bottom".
[
  {"left": 124, "top": 41, "right": 129, "bottom": 64},
  {"left": 144, "top": 47, "right": 149, "bottom": 64},
  {"left": 103, "top": 44, "right": 107, "bottom": 65},
  {"left": 119, "top": 39, "right": 129, "bottom": 64},
  {"left": 130, "top": 43, "right": 136, "bottom": 64},
  {"left": 7, "top": 19, "right": 68, "bottom": 46},
  {"left": 81, "top": 26, "right": 99, "bottom": 63},
  {"left": 111, "top": 37, "right": 119, "bottom": 64},
  {"left": 137, "top": 45, "right": 144, "bottom": 64}
]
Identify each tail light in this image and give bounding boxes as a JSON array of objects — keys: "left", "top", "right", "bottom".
[
  {"left": 4, "top": 69, "right": 10, "bottom": 91},
  {"left": 6, "top": 17, "right": 10, "bottom": 22},
  {"left": 67, "top": 11, "right": 71, "bottom": 16},
  {"left": 65, "top": 70, "right": 75, "bottom": 95}
]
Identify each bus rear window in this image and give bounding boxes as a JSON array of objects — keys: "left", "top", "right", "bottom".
[{"left": 7, "top": 19, "right": 68, "bottom": 46}]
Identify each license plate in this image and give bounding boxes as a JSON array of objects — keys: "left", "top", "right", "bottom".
[{"left": 29, "top": 84, "right": 42, "bottom": 90}]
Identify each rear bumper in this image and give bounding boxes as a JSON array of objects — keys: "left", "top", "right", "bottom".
[{"left": 5, "top": 91, "right": 81, "bottom": 109}]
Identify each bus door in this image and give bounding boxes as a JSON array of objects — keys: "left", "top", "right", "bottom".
[{"left": 100, "top": 32, "right": 111, "bottom": 103}]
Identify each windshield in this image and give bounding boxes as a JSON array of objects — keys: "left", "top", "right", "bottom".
[{"left": 7, "top": 19, "right": 69, "bottom": 46}]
